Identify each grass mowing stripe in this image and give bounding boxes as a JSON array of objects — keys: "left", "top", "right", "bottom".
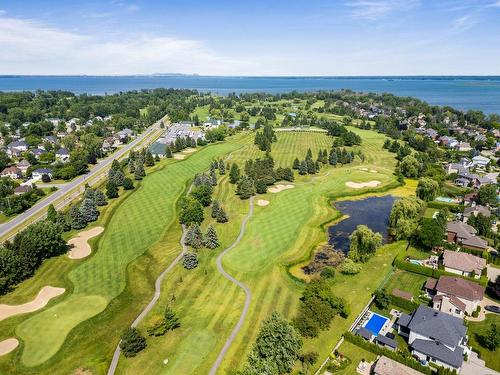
[{"left": 14, "top": 142, "right": 242, "bottom": 367}]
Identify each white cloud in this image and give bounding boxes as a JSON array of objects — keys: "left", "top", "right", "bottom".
[
  {"left": 0, "top": 13, "right": 254, "bottom": 75},
  {"left": 345, "top": 0, "right": 419, "bottom": 21},
  {"left": 451, "top": 15, "right": 473, "bottom": 31}
]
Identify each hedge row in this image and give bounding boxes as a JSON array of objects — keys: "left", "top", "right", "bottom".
[
  {"left": 343, "top": 332, "right": 432, "bottom": 375},
  {"left": 393, "top": 258, "right": 488, "bottom": 287},
  {"left": 427, "top": 201, "right": 463, "bottom": 213},
  {"left": 389, "top": 294, "right": 421, "bottom": 312}
]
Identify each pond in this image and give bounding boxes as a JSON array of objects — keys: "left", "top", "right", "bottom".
[{"left": 328, "top": 195, "right": 396, "bottom": 253}]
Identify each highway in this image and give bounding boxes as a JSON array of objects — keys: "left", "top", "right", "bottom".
[{"left": 0, "top": 115, "right": 166, "bottom": 241}]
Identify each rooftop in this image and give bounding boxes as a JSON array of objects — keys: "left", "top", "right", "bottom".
[{"left": 435, "top": 276, "right": 484, "bottom": 302}]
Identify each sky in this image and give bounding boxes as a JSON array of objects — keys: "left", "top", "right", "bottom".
[{"left": 1, "top": 0, "right": 500, "bottom": 76}]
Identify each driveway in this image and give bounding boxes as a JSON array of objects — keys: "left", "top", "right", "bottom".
[
  {"left": 467, "top": 297, "right": 500, "bottom": 322},
  {"left": 462, "top": 351, "right": 500, "bottom": 375},
  {"left": 487, "top": 265, "right": 500, "bottom": 282}
]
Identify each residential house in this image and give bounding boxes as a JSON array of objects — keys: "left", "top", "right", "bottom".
[
  {"left": 16, "top": 159, "right": 31, "bottom": 175},
  {"left": 454, "top": 171, "right": 493, "bottom": 189},
  {"left": 463, "top": 205, "right": 491, "bottom": 221},
  {"left": 446, "top": 221, "right": 488, "bottom": 251},
  {"left": 472, "top": 155, "right": 490, "bottom": 168},
  {"left": 102, "top": 136, "right": 122, "bottom": 153},
  {"left": 14, "top": 184, "right": 33, "bottom": 195},
  {"left": 424, "top": 128, "right": 438, "bottom": 140},
  {"left": 372, "top": 356, "right": 422, "bottom": 375},
  {"left": 439, "top": 136, "right": 458, "bottom": 149},
  {"left": 396, "top": 305, "right": 470, "bottom": 372},
  {"left": 446, "top": 162, "right": 468, "bottom": 175},
  {"left": 42, "top": 135, "right": 58, "bottom": 144},
  {"left": 32, "top": 168, "right": 52, "bottom": 180},
  {"left": 426, "top": 276, "right": 484, "bottom": 315},
  {"left": 455, "top": 141, "right": 471, "bottom": 152},
  {"left": 0, "top": 166, "right": 23, "bottom": 179},
  {"left": 441, "top": 250, "right": 486, "bottom": 279},
  {"left": 117, "top": 128, "right": 135, "bottom": 140},
  {"left": 31, "top": 148, "right": 46, "bottom": 160},
  {"left": 7, "top": 141, "right": 28, "bottom": 156},
  {"left": 55, "top": 148, "right": 70, "bottom": 162}
]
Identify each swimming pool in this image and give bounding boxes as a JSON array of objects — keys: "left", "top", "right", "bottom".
[
  {"left": 363, "top": 312, "right": 389, "bottom": 337},
  {"left": 409, "top": 259, "right": 423, "bottom": 266},
  {"left": 435, "top": 196, "right": 455, "bottom": 203}
]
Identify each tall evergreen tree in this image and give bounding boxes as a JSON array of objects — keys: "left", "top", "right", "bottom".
[
  {"left": 204, "top": 225, "right": 220, "bottom": 249},
  {"left": 69, "top": 204, "right": 86, "bottom": 229},
  {"left": 236, "top": 175, "right": 256, "bottom": 199},
  {"left": 299, "top": 160, "right": 308, "bottom": 175},
  {"left": 165, "top": 146, "right": 173, "bottom": 158},
  {"left": 93, "top": 189, "right": 107, "bottom": 206},
  {"left": 218, "top": 160, "right": 226, "bottom": 174},
  {"left": 211, "top": 200, "right": 221, "bottom": 218},
  {"left": 80, "top": 198, "right": 99, "bottom": 223},
  {"left": 229, "top": 163, "right": 241, "bottom": 184},
  {"left": 106, "top": 180, "right": 119, "bottom": 199},
  {"left": 46, "top": 204, "right": 57, "bottom": 223},
  {"left": 134, "top": 160, "right": 145, "bottom": 180},
  {"left": 293, "top": 157, "right": 300, "bottom": 170},
  {"left": 210, "top": 170, "right": 218, "bottom": 186},
  {"left": 216, "top": 207, "right": 228, "bottom": 223}
]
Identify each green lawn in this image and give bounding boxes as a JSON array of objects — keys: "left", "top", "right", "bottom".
[
  {"left": 333, "top": 341, "right": 377, "bottom": 375},
  {"left": 468, "top": 314, "right": 500, "bottom": 371},
  {"left": 0, "top": 139, "right": 245, "bottom": 373},
  {"left": 119, "top": 128, "right": 403, "bottom": 374},
  {"left": 384, "top": 269, "right": 428, "bottom": 298}
]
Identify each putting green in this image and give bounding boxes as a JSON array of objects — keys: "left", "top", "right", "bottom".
[
  {"left": 15, "top": 141, "right": 242, "bottom": 367},
  {"left": 17, "top": 295, "right": 107, "bottom": 367}
]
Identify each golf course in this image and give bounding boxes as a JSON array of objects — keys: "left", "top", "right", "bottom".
[{"left": 0, "top": 126, "right": 410, "bottom": 374}]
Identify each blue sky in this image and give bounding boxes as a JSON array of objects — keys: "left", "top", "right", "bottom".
[{"left": 1, "top": 0, "right": 500, "bottom": 75}]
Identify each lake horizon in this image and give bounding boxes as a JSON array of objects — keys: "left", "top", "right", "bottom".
[{"left": 1, "top": 75, "right": 500, "bottom": 114}]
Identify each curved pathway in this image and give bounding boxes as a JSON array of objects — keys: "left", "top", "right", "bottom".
[
  {"left": 107, "top": 225, "right": 188, "bottom": 375},
  {"left": 209, "top": 196, "right": 254, "bottom": 375}
]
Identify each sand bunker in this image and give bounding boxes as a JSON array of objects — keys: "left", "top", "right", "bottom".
[
  {"left": 345, "top": 180, "right": 381, "bottom": 189},
  {"left": 370, "top": 170, "right": 378, "bottom": 173},
  {"left": 257, "top": 199, "right": 269, "bottom": 206},
  {"left": 268, "top": 184, "right": 295, "bottom": 193},
  {"left": 361, "top": 167, "right": 369, "bottom": 171},
  {"left": 0, "top": 286, "right": 65, "bottom": 322},
  {"left": 68, "top": 227, "right": 104, "bottom": 260},
  {"left": 0, "top": 338, "right": 18, "bottom": 356},
  {"left": 174, "top": 154, "right": 185, "bottom": 160},
  {"left": 182, "top": 148, "right": 197, "bottom": 154}
]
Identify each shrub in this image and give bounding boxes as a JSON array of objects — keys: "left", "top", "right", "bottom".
[
  {"left": 339, "top": 259, "right": 361, "bottom": 274},
  {"left": 320, "top": 267, "right": 336, "bottom": 279},
  {"left": 182, "top": 252, "right": 198, "bottom": 270},
  {"left": 120, "top": 327, "right": 146, "bottom": 357}
]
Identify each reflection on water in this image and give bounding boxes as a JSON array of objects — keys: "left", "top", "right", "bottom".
[{"left": 328, "top": 195, "right": 396, "bottom": 253}]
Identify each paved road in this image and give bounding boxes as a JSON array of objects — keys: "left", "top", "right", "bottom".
[
  {"left": 209, "top": 196, "right": 255, "bottom": 375},
  {"left": 107, "top": 223, "right": 188, "bottom": 375},
  {"left": 0, "top": 116, "right": 165, "bottom": 241}
]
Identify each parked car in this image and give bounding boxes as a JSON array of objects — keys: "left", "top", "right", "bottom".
[{"left": 484, "top": 305, "right": 500, "bottom": 314}]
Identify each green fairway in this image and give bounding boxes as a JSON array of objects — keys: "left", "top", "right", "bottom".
[
  {"left": 7, "top": 140, "right": 243, "bottom": 369},
  {"left": 118, "top": 128, "right": 404, "bottom": 374}
]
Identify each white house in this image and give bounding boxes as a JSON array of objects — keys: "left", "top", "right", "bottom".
[
  {"left": 472, "top": 155, "right": 490, "bottom": 167},
  {"left": 0, "top": 166, "right": 23, "bottom": 179},
  {"left": 55, "top": 148, "right": 70, "bottom": 162},
  {"left": 32, "top": 168, "right": 52, "bottom": 180}
]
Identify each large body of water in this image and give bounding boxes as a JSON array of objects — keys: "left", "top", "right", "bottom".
[
  {"left": 328, "top": 195, "right": 396, "bottom": 253},
  {"left": 1, "top": 75, "right": 500, "bottom": 114}
]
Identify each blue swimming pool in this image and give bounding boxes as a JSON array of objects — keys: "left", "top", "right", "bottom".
[{"left": 363, "top": 313, "right": 389, "bottom": 337}]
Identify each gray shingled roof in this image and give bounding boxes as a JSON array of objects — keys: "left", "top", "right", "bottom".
[
  {"left": 405, "top": 305, "right": 467, "bottom": 348},
  {"left": 376, "top": 334, "right": 398, "bottom": 348},
  {"left": 411, "top": 339, "right": 464, "bottom": 368},
  {"left": 397, "top": 313, "right": 412, "bottom": 328},
  {"left": 356, "top": 327, "right": 373, "bottom": 340}
]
